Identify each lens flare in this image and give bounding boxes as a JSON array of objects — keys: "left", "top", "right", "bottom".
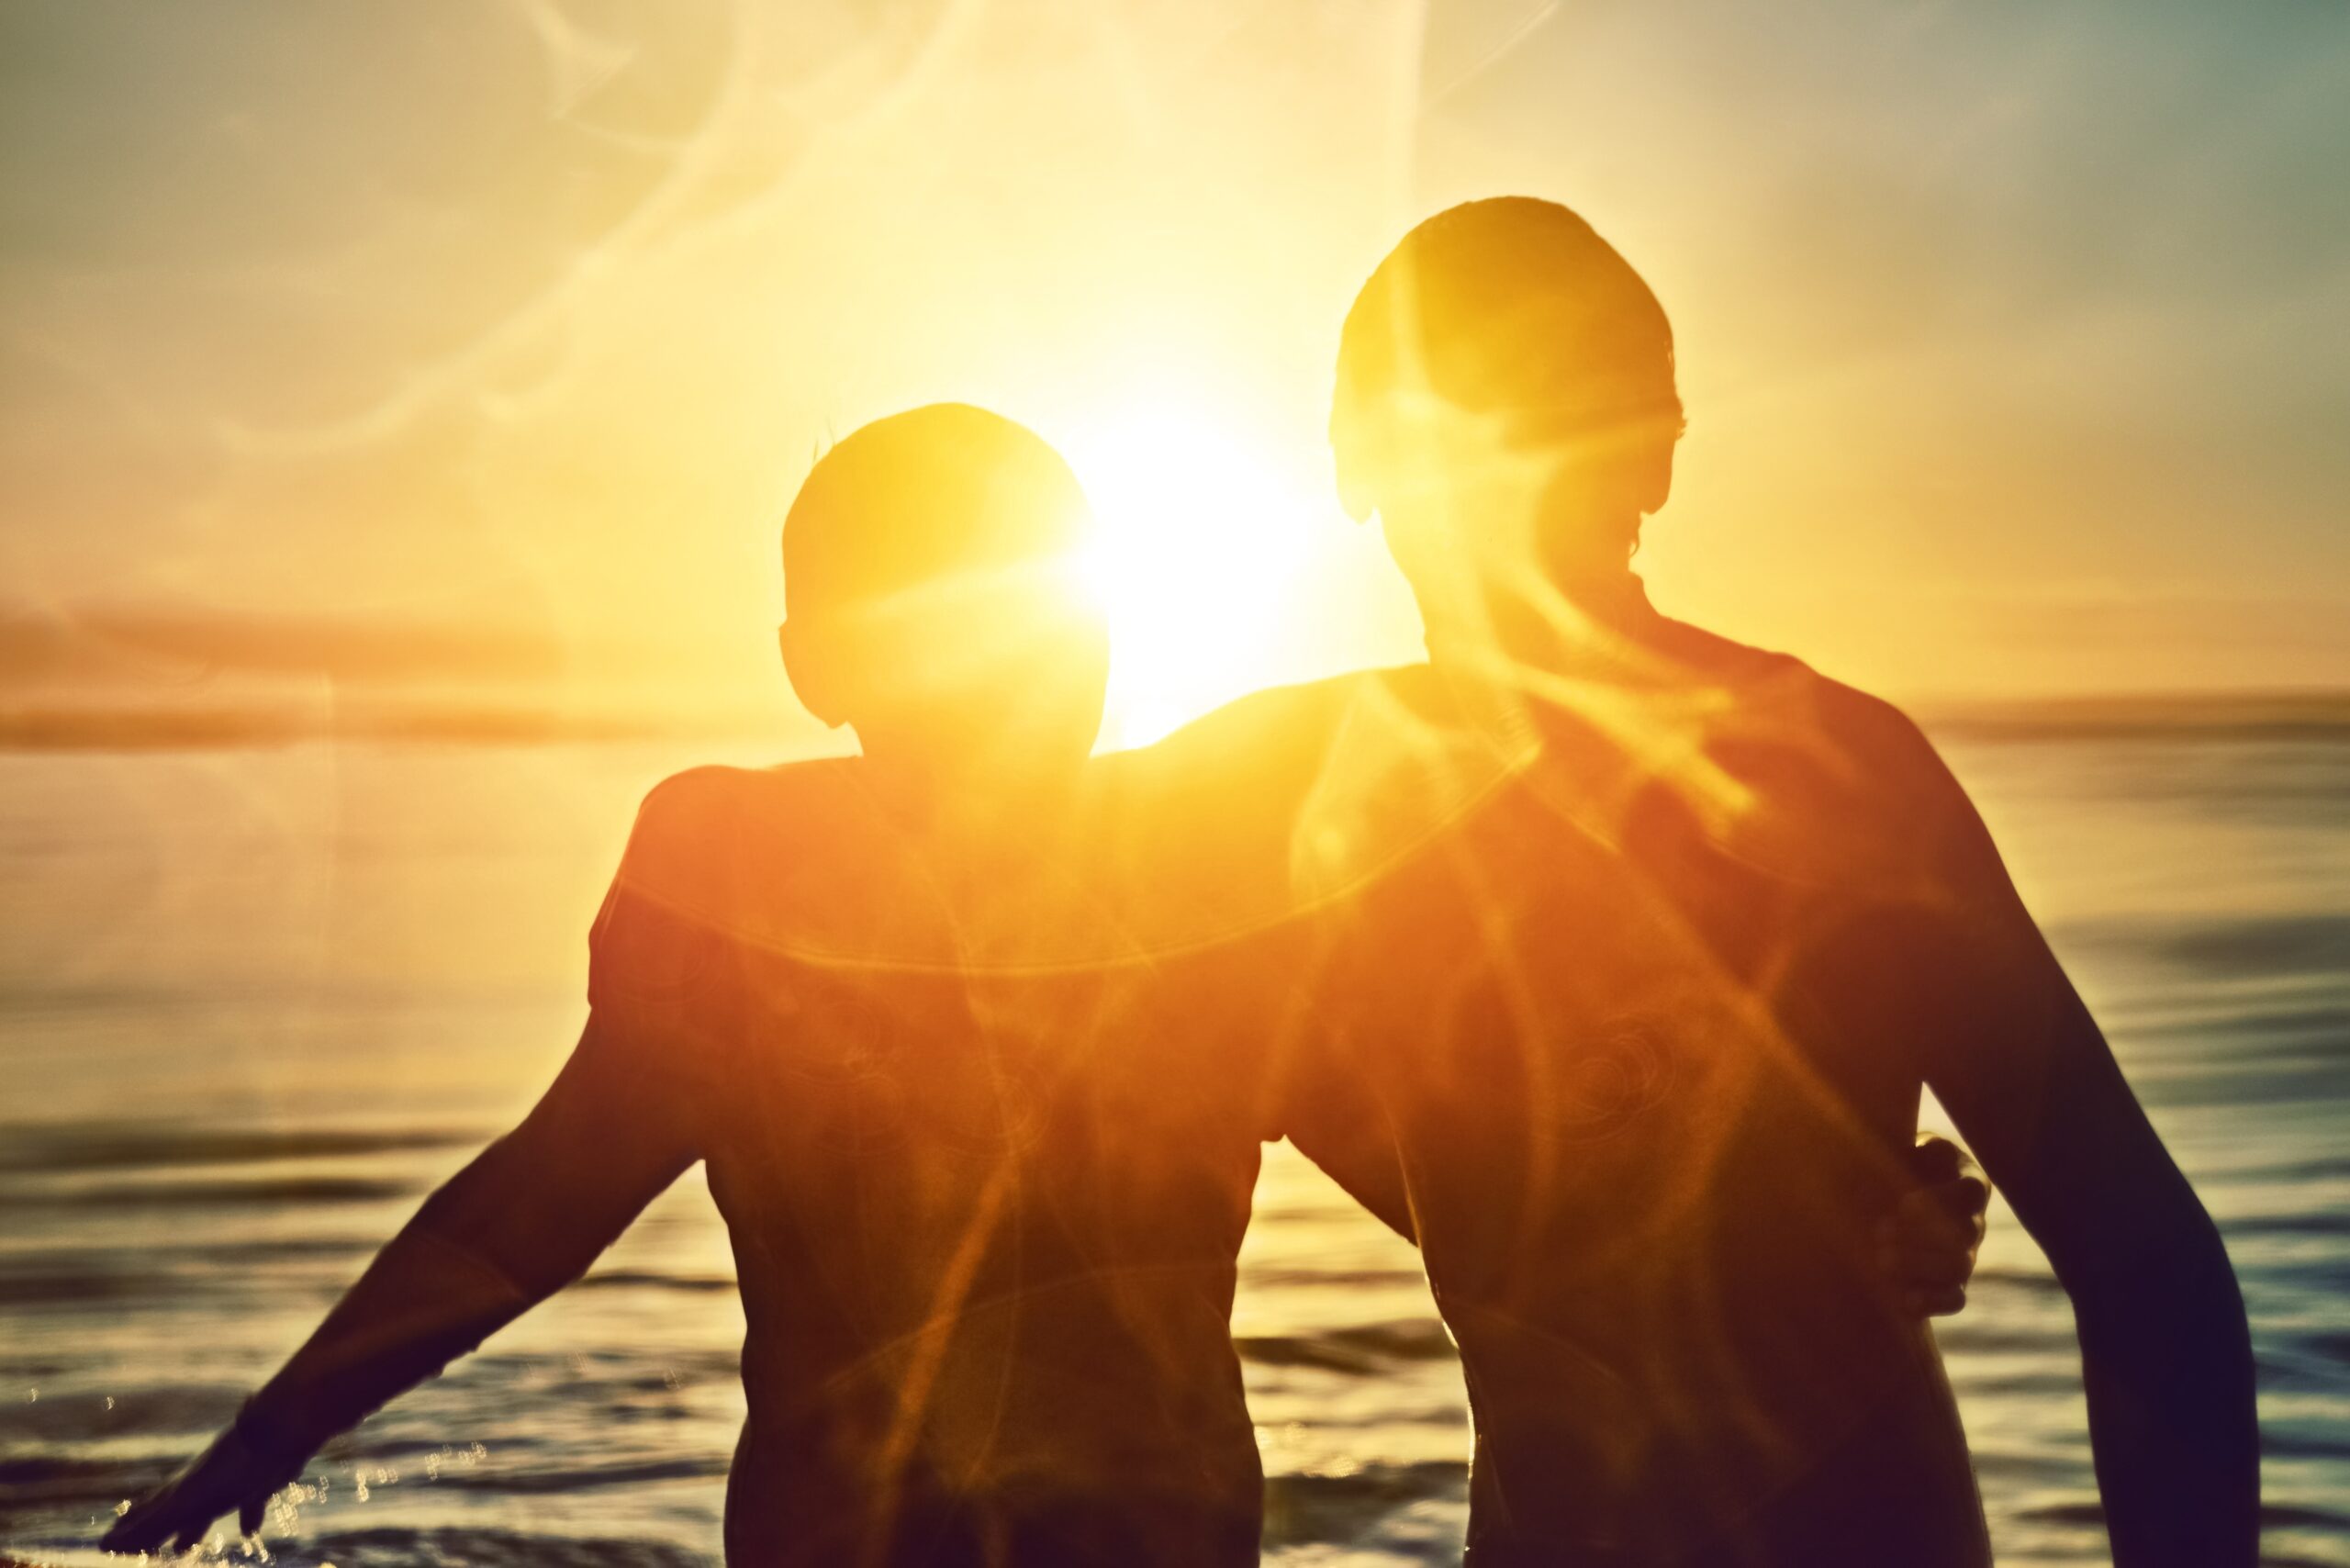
[{"left": 1058, "top": 398, "right": 1320, "bottom": 745}]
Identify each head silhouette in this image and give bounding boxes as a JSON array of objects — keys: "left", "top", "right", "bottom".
[
  {"left": 1331, "top": 198, "right": 1684, "bottom": 653},
  {"left": 778, "top": 403, "right": 1108, "bottom": 781}
]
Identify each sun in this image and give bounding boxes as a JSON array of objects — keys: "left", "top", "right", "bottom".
[{"left": 1055, "top": 398, "right": 1325, "bottom": 747}]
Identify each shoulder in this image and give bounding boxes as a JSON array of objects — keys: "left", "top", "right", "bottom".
[
  {"left": 625, "top": 757, "right": 868, "bottom": 861},
  {"left": 1714, "top": 655, "right": 2003, "bottom": 904},
  {"left": 1795, "top": 672, "right": 1976, "bottom": 834},
  {"left": 617, "top": 765, "right": 761, "bottom": 902},
  {"left": 1649, "top": 612, "right": 1955, "bottom": 801},
  {"left": 625, "top": 764, "right": 751, "bottom": 857},
  {"left": 1125, "top": 673, "right": 1377, "bottom": 778},
  {"left": 611, "top": 757, "right": 882, "bottom": 928},
  {"left": 1633, "top": 618, "right": 1985, "bottom": 874},
  {"left": 1091, "top": 673, "right": 1405, "bottom": 847},
  {"left": 592, "top": 757, "right": 887, "bottom": 1002},
  {"left": 1794, "top": 671, "right": 1946, "bottom": 781},
  {"left": 1084, "top": 673, "right": 1376, "bottom": 839},
  {"left": 588, "top": 769, "right": 744, "bottom": 1012},
  {"left": 1069, "top": 674, "right": 1389, "bottom": 950}
]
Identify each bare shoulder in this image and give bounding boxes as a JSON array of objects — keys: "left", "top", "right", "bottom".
[
  {"left": 1807, "top": 681, "right": 1999, "bottom": 883},
  {"left": 1072, "top": 675, "right": 1388, "bottom": 946},
  {"left": 1122, "top": 673, "right": 1378, "bottom": 779},
  {"left": 619, "top": 758, "right": 869, "bottom": 910},
  {"left": 1641, "top": 620, "right": 1986, "bottom": 887},
  {"left": 1651, "top": 611, "right": 1959, "bottom": 808},
  {"left": 629, "top": 764, "right": 751, "bottom": 846},
  {"left": 1085, "top": 673, "right": 1383, "bottom": 831},
  {"left": 1800, "top": 674, "right": 1958, "bottom": 802},
  {"left": 1765, "top": 667, "right": 2010, "bottom": 910}
]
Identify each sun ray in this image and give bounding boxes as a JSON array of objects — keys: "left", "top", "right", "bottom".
[{"left": 1055, "top": 398, "right": 1325, "bottom": 745}]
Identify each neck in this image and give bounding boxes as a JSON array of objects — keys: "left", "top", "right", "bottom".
[{"left": 1422, "top": 566, "right": 1659, "bottom": 675}]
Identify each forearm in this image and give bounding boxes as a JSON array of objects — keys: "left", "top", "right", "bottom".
[
  {"left": 240, "top": 1154, "right": 545, "bottom": 1461},
  {"left": 94, "top": 1201, "right": 533, "bottom": 1562},
  {"left": 2070, "top": 1215, "right": 2259, "bottom": 1568},
  {"left": 240, "top": 1019, "right": 700, "bottom": 1460}
]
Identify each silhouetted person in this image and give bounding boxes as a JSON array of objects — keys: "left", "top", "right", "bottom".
[
  {"left": 103, "top": 398, "right": 1992, "bottom": 1565},
  {"left": 103, "top": 407, "right": 1273, "bottom": 1567},
  {"left": 1145, "top": 198, "right": 2257, "bottom": 1566}
]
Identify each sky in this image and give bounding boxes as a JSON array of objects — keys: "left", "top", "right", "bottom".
[{"left": 2, "top": 0, "right": 2344, "bottom": 744}]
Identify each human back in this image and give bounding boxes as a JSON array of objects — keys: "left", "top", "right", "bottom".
[
  {"left": 594, "top": 753, "right": 1270, "bottom": 1566},
  {"left": 1253, "top": 635, "right": 1993, "bottom": 1562},
  {"left": 1259, "top": 191, "right": 2010, "bottom": 1542},
  {"left": 705, "top": 404, "right": 1274, "bottom": 1564}
]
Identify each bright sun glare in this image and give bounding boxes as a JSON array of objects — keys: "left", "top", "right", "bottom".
[{"left": 1057, "top": 400, "right": 1323, "bottom": 747}]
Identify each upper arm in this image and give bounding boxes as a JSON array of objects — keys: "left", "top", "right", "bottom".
[
  {"left": 1850, "top": 722, "right": 2211, "bottom": 1295},
  {"left": 1874, "top": 734, "right": 2261, "bottom": 1566},
  {"left": 415, "top": 1012, "right": 704, "bottom": 1296},
  {"left": 411, "top": 772, "right": 733, "bottom": 1291}
]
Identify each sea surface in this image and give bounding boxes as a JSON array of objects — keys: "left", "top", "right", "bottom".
[{"left": 1, "top": 722, "right": 2345, "bottom": 1565}]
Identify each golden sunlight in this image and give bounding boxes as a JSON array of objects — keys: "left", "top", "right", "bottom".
[{"left": 1058, "top": 398, "right": 1324, "bottom": 747}]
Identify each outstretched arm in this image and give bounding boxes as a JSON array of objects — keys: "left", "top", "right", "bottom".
[
  {"left": 1858, "top": 734, "right": 2257, "bottom": 1568},
  {"left": 102, "top": 1012, "right": 699, "bottom": 1555}
]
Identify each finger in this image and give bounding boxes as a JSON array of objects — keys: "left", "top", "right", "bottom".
[
  {"left": 1885, "top": 1226, "right": 1974, "bottom": 1262},
  {"left": 100, "top": 1493, "right": 176, "bottom": 1553},
  {"left": 1886, "top": 1251, "right": 1974, "bottom": 1291},
  {"left": 1918, "top": 1202, "right": 1986, "bottom": 1257},
  {"left": 1880, "top": 1216, "right": 1977, "bottom": 1264},
  {"left": 98, "top": 1500, "right": 146, "bottom": 1551},
  {"left": 1875, "top": 1206, "right": 1969, "bottom": 1251},
  {"left": 139, "top": 1491, "right": 223, "bottom": 1556},
  {"left": 241, "top": 1472, "right": 295, "bottom": 1538},
  {"left": 1930, "top": 1170, "right": 1988, "bottom": 1205},
  {"left": 1920, "top": 1132, "right": 1983, "bottom": 1177},
  {"left": 1936, "top": 1189, "right": 1992, "bottom": 1250},
  {"left": 1885, "top": 1199, "right": 1976, "bottom": 1256},
  {"left": 1882, "top": 1244, "right": 1972, "bottom": 1286},
  {"left": 1907, "top": 1285, "right": 1968, "bottom": 1317},
  {"left": 1908, "top": 1136, "right": 1964, "bottom": 1184}
]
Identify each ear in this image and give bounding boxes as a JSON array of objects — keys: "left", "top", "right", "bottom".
[{"left": 778, "top": 620, "right": 846, "bottom": 729}]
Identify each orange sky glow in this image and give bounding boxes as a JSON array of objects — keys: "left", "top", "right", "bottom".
[{"left": 2, "top": 2, "right": 2344, "bottom": 747}]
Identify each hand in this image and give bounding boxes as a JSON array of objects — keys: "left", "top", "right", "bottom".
[
  {"left": 100, "top": 1421, "right": 307, "bottom": 1556},
  {"left": 1878, "top": 1134, "right": 1990, "bottom": 1317}
]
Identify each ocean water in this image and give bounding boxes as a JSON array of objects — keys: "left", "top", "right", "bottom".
[{"left": 0, "top": 724, "right": 2345, "bottom": 1566}]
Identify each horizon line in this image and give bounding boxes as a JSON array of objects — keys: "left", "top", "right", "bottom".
[{"left": 6, "top": 687, "right": 2350, "bottom": 754}]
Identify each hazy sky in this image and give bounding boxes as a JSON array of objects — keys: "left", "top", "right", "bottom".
[{"left": 3, "top": 0, "right": 2344, "bottom": 736}]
